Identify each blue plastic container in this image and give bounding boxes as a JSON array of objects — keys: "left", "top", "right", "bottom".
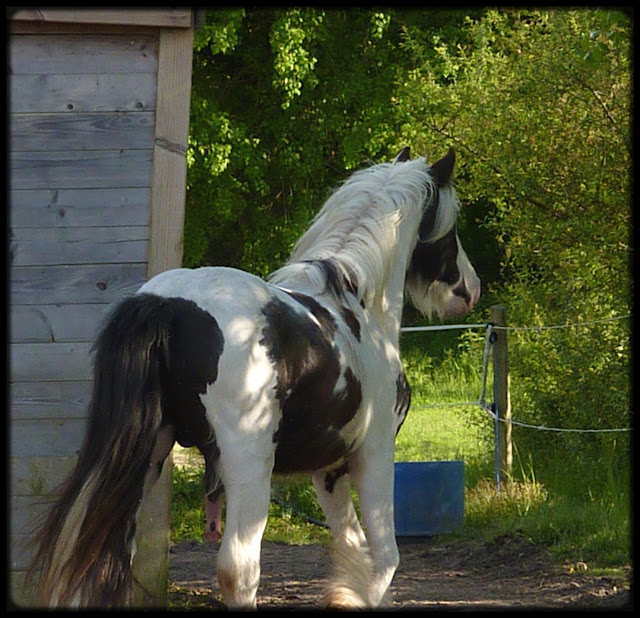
[{"left": 394, "top": 461, "right": 464, "bottom": 536}]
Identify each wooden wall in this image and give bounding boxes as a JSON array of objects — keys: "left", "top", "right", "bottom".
[{"left": 8, "top": 10, "right": 193, "bottom": 607}]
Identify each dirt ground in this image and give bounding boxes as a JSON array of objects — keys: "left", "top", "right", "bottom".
[{"left": 168, "top": 531, "right": 631, "bottom": 610}]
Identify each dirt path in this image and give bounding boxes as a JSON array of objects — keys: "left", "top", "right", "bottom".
[{"left": 168, "top": 532, "right": 630, "bottom": 610}]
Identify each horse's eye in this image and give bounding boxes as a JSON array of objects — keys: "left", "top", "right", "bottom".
[{"left": 439, "top": 269, "right": 459, "bottom": 286}]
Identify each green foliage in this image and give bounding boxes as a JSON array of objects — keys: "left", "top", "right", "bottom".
[
  {"left": 397, "top": 331, "right": 493, "bottom": 467},
  {"left": 185, "top": 9, "right": 475, "bottom": 274},
  {"left": 464, "top": 442, "right": 630, "bottom": 567},
  {"left": 270, "top": 9, "right": 324, "bottom": 109}
]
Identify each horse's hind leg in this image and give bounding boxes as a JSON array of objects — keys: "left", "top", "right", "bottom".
[
  {"left": 351, "top": 441, "right": 399, "bottom": 607},
  {"left": 313, "top": 468, "right": 377, "bottom": 608},
  {"left": 216, "top": 453, "right": 272, "bottom": 608},
  {"left": 311, "top": 468, "right": 366, "bottom": 548}
]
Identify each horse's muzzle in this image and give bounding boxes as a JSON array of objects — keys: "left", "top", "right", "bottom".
[{"left": 447, "top": 273, "right": 481, "bottom": 317}]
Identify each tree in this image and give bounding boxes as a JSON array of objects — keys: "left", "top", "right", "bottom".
[
  {"left": 396, "top": 8, "right": 631, "bottom": 463},
  {"left": 185, "top": 8, "right": 481, "bottom": 275}
]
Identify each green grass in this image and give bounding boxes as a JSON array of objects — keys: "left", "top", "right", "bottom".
[
  {"left": 170, "top": 334, "right": 631, "bottom": 571},
  {"left": 171, "top": 465, "right": 207, "bottom": 543},
  {"left": 463, "top": 456, "right": 631, "bottom": 568},
  {"left": 396, "top": 330, "right": 494, "bottom": 486},
  {"left": 395, "top": 405, "right": 486, "bottom": 462}
]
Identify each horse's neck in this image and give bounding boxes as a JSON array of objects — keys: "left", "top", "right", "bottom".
[
  {"left": 369, "top": 258, "right": 408, "bottom": 346},
  {"left": 367, "top": 214, "right": 418, "bottom": 344},
  {"left": 358, "top": 224, "right": 419, "bottom": 344},
  {"left": 271, "top": 206, "right": 419, "bottom": 346}
]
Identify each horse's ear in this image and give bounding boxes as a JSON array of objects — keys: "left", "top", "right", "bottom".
[
  {"left": 393, "top": 146, "right": 411, "bottom": 163},
  {"left": 429, "top": 147, "right": 456, "bottom": 186}
]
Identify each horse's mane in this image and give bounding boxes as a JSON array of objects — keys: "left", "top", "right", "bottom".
[{"left": 269, "top": 157, "right": 459, "bottom": 306}]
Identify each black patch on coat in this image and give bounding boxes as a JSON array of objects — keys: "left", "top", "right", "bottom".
[
  {"left": 306, "top": 258, "right": 359, "bottom": 301},
  {"left": 394, "top": 371, "right": 412, "bottom": 436},
  {"left": 155, "top": 295, "right": 225, "bottom": 495},
  {"left": 324, "top": 461, "right": 350, "bottom": 494},
  {"left": 408, "top": 196, "right": 460, "bottom": 288},
  {"left": 260, "top": 295, "right": 363, "bottom": 473},
  {"left": 303, "top": 259, "right": 362, "bottom": 340},
  {"left": 339, "top": 306, "right": 361, "bottom": 342}
]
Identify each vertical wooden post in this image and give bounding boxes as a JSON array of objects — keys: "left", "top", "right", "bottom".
[
  {"left": 132, "top": 24, "right": 194, "bottom": 608},
  {"left": 491, "top": 305, "right": 512, "bottom": 483},
  {"left": 147, "top": 26, "right": 194, "bottom": 277},
  {"left": 131, "top": 459, "right": 173, "bottom": 606}
]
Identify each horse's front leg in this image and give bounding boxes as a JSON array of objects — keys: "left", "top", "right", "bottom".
[{"left": 352, "top": 437, "right": 399, "bottom": 607}]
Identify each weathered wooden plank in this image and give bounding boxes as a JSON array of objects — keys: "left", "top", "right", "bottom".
[
  {"left": 9, "top": 73, "right": 157, "bottom": 113},
  {"left": 10, "top": 263, "right": 146, "bottom": 305},
  {"left": 132, "top": 457, "right": 173, "bottom": 607},
  {"left": 148, "top": 149, "right": 188, "bottom": 277},
  {"left": 10, "top": 418, "right": 88, "bottom": 457},
  {"left": 9, "top": 112, "right": 155, "bottom": 152},
  {"left": 9, "top": 188, "right": 151, "bottom": 228},
  {"left": 11, "top": 499, "right": 47, "bottom": 575},
  {"left": 10, "top": 381, "right": 93, "bottom": 419},
  {"left": 7, "top": 18, "right": 193, "bottom": 611},
  {"left": 10, "top": 456, "right": 78, "bottom": 497},
  {"left": 10, "top": 226, "right": 149, "bottom": 266},
  {"left": 11, "top": 534, "right": 38, "bottom": 573},
  {"left": 10, "top": 495, "right": 55, "bottom": 545},
  {"left": 10, "top": 568, "right": 39, "bottom": 608},
  {"left": 9, "top": 20, "right": 159, "bottom": 36},
  {"left": 9, "top": 33, "right": 159, "bottom": 75},
  {"left": 10, "top": 150, "right": 153, "bottom": 190},
  {"left": 10, "top": 459, "right": 81, "bottom": 571},
  {"left": 10, "top": 303, "right": 109, "bottom": 343},
  {"left": 10, "top": 9, "right": 193, "bottom": 29},
  {"left": 10, "top": 342, "right": 93, "bottom": 382}
]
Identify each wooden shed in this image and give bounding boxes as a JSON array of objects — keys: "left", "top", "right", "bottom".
[{"left": 8, "top": 9, "right": 195, "bottom": 607}]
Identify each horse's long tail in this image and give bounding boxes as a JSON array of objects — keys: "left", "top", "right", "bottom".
[{"left": 28, "top": 294, "right": 178, "bottom": 608}]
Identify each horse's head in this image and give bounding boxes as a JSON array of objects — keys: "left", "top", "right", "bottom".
[{"left": 401, "top": 147, "right": 481, "bottom": 319}]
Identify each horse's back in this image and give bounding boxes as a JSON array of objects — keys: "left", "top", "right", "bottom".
[
  {"left": 139, "top": 266, "right": 272, "bottom": 318},
  {"left": 138, "top": 266, "right": 288, "bottom": 356},
  {"left": 136, "top": 265, "right": 375, "bottom": 474}
]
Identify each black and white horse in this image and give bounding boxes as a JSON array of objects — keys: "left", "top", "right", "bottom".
[{"left": 30, "top": 147, "right": 480, "bottom": 608}]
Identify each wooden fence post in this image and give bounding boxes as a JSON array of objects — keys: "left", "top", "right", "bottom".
[
  {"left": 131, "top": 457, "right": 173, "bottom": 606},
  {"left": 132, "top": 24, "right": 194, "bottom": 607},
  {"left": 491, "top": 305, "right": 512, "bottom": 483}
]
